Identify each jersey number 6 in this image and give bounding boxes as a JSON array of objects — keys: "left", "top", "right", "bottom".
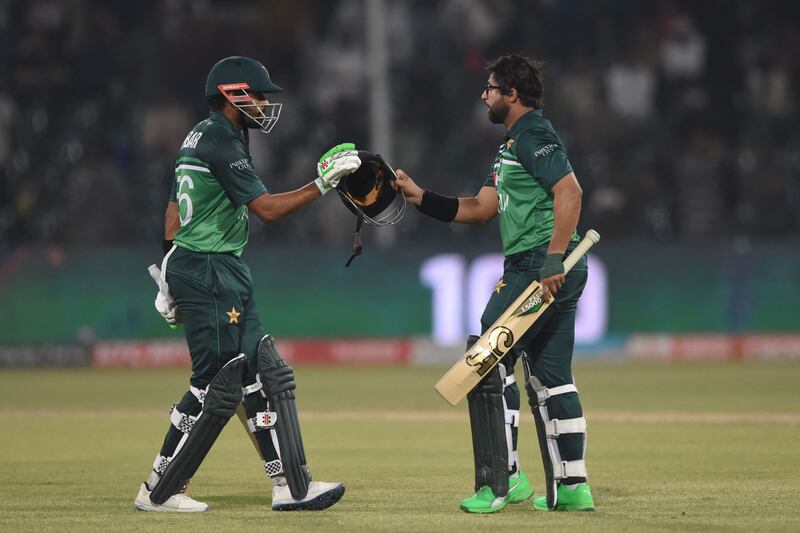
[{"left": 177, "top": 175, "right": 195, "bottom": 226}]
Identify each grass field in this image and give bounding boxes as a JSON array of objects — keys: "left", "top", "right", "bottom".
[{"left": 1, "top": 360, "right": 799, "bottom": 532}]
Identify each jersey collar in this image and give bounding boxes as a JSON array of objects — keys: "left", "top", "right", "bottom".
[
  {"left": 506, "top": 109, "right": 544, "bottom": 139},
  {"left": 209, "top": 111, "right": 242, "bottom": 136}
]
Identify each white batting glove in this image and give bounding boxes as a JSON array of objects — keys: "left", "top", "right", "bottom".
[
  {"left": 148, "top": 264, "right": 180, "bottom": 327},
  {"left": 315, "top": 142, "right": 361, "bottom": 195},
  {"left": 154, "top": 290, "right": 179, "bottom": 325}
]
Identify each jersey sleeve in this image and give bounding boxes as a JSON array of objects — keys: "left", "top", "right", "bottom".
[
  {"left": 514, "top": 130, "right": 574, "bottom": 190},
  {"left": 200, "top": 134, "right": 267, "bottom": 207},
  {"left": 482, "top": 163, "right": 498, "bottom": 188}
]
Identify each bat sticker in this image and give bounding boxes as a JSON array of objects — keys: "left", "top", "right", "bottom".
[{"left": 465, "top": 326, "right": 515, "bottom": 376}]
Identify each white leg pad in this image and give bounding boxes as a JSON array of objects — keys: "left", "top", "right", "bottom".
[
  {"left": 189, "top": 385, "right": 207, "bottom": 404},
  {"left": 533, "top": 383, "right": 578, "bottom": 405},
  {"left": 545, "top": 417, "right": 586, "bottom": 437},
  {"left": 553, "top": 459, "right": 587, "bottom": 479},
  {"left": 242, "top": 380, "right": 262, "bottom": 395},
  {"left": 170, "top": 407, "right": 199, "bottom": 434},
  {"left": 527, "top": 374, "right": 588, "bottom": 487},
  {"left": 246, "top": 411, "right": 278, "bottom": 433},
  {"left": 152, "top": 455, "right": 170, "bottom": 475},
  {"left": 504, "top": 409, "right": 520, "bottom": 427},
  {"left": 265, "top": 459, "right": 284, "bottom": 477}
]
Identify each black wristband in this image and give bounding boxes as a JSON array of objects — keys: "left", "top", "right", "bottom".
[
  {"left": 416, "top": 191, "right": 459, "bottom": 222},
  {"left": 162, "top": 239, "right": 174, "bottom": 255},
  {"left": 540, "top": 253, "right": 565, "bottom": 279}
]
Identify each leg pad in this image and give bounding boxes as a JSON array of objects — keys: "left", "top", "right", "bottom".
[
  {"left": 150, "top": 354, "right": 245, "bottom": 504},
  {"left": 258, "top": 335, "right": 311, "bottom": 500},
  {"left": 466, "top": 335, "right": 509, "bottom": 497},
  {"left": 525, "top": 372, "right": 587, "bottom": 510}
]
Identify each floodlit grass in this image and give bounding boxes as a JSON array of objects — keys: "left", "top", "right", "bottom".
[{"left": 1, "top": 360, "right": 799, "bottom": 531}]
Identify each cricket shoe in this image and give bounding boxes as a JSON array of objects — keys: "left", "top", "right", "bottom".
[
  {"left": 507, "top": 469, "right": 534, "bottom": 503},
  {"left": 272, "top": 481, "right": 345, "bottom": 511},
  {"left": 133, "top": 483, "right": 208, "bottom": 513},
  {"left": 459, "top": 485, "right": 508, "bottom": 514},
  {"left": 533, "top": 483, "right": 595, "bottom": 512}
]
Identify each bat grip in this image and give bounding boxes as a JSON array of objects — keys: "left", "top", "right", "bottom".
[{"left": 562, "top": 229, "right": 600, "bottom": 274}]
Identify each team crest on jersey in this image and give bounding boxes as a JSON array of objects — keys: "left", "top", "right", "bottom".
[{"left": 226, "top": 306, "right": 240, "bottom": 324}]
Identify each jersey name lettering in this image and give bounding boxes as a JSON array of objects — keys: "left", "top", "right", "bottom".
[{"left": 182, "top": 131, "right": 203, "bottom": 149}]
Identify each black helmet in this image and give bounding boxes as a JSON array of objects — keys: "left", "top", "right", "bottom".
[
  {"left": 337, "top": 151, "right": 406, "bottom": 226},
  {"left": 205, "top": 56, "right": 283, "bottom": 134},
  {"left": 205, "top": 56, "right": 282, "bottom": 96},
  {"left": 336, "top": 151, "right": 406, "bottom": 267}
]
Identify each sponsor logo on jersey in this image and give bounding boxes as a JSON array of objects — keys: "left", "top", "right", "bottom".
[
  {"left": 534, "top": 143, "right": 559, "bottom": 158},
  {"left": 229, "top": 158, "right": 253, "bottom": 171},
  {"left": 182, "top": 131, "right": 203, "bottom": 149}
]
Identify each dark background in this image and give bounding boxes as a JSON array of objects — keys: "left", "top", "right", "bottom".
[{"left": 1, "top": 0, "right": 798, "bottom": 253}]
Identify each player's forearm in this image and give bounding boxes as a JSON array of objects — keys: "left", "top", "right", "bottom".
[
  {"left": 248, "top": 183, "right": 321, "bottom": 223},
  {"left": 416, "top": 185, "right": 496, "bottom": 224},
  {"left": 548, "top": 184, "right": 582, "bottom": 255},
  {"left": 454, "top": 197, "right": 494, "bottom": 224},
  {"left": 164, "top": 201, "right": 180, "bottom": 240}
]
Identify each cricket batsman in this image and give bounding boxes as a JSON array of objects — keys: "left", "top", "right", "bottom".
[
  {"left": 134, "top": 56, "right": 361, "bottom": 512},
  {"left": 394, "top": 54, "right": 595, "bottom": 513}
]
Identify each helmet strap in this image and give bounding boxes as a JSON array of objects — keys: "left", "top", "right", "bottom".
[{"left": 345, "top": 206, "right": 364, "bottom": 267}]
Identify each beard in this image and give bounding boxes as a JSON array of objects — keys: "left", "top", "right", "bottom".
[
  {"left": 239, "top": 110, "right": 262, "bottom": 129},
  {"left": 487, "top": 101, "right": 509, "bottom": 124}
]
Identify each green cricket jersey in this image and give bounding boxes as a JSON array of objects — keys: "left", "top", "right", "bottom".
[
  {"left": 169, "top": 112, "right": 267, "bottom": 256},
  {"left": 483, "top": 109, "right": 578, "bottom": 255}
]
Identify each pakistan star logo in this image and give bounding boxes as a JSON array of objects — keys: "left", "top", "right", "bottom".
[
  {"left": 226, "top": 306, "right": 240, "bottom": 324},
  {"left": 494, "top": 278, "right": 507, "bottom": 294}
]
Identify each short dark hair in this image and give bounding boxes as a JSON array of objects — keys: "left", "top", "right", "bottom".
[
  {"left": 486, "top": 54, "right": 544, "bottom": 109},
  {"left": 207, "top": 94, "right": 227, "bottom": 111}
]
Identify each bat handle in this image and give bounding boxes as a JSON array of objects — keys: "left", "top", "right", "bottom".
[
  {"left": 562, "top": 229, "right": 600, "bottom": 274},
  {"left": 147, "top": 264, "right": 162, "bottom": 287}
]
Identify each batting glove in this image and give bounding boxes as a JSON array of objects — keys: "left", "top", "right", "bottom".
[
  {"left": 148, "top": 264, "right": 180, "bottom": 327},
  {"left": 315, "top": 142, "right": 361, "bottom": 195}
]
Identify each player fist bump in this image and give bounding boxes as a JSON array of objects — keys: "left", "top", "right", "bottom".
[{"left": 315, "top": 142, "right": 361, "bottom": 195}]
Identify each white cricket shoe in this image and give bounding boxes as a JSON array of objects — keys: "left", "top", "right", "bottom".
[
  {"left": 272, "top": 480, "right": 345, "bottom": 511},
  {"left": 133, "top": 483, "right": 208, "bottom": 513}
]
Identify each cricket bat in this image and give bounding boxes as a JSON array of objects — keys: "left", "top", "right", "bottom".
[{"left": 434, "top": 229, "right": 600, "bottom": 405}]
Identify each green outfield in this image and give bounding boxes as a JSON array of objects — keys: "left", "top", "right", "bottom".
[{"left": 1, "top": 360, "right": 799, "bottom": 532}]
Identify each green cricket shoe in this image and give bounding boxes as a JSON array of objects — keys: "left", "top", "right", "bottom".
[
  {"left": 507, "top": 469, "right": 534, "bottom": 503},
  {"left": 533, "top": 483, "right": 595, "bottom": 512},
  {"left": 459, "top": 485, "right": 508, "bottom": 514}
]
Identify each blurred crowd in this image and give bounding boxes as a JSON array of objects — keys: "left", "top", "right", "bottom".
[{"left": 1, "top": 0, "right": 798, "bottom": 250}]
